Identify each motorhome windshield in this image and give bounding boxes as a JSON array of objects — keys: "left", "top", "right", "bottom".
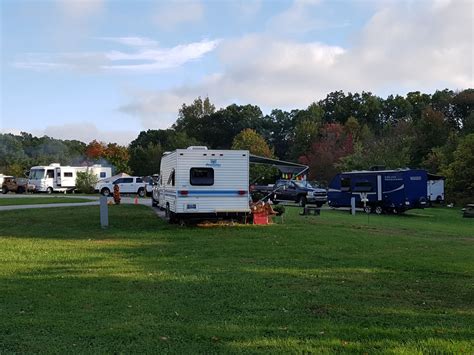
[{"left": 29, "top": 169, "right": 45, "bottom": 179}]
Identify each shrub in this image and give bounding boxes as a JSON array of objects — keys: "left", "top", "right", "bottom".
[
  {"left": 76, "top": 170, "right": 98, "bottom": 194},
  {"left": 273, "top": 205, "right": 286, "bottom": 216}
]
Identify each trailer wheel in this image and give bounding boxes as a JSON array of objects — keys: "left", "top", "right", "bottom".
[
  {"left": 2, "top": 187, "right": 8, "bottom": 194},
  {"left": 137, "top": 188, "right": 145, "bottom": 197},
  {"left": 374, "top": 206, "right": 384, "bottom": 215},
  {"left": 46, "top": 187, "right": 53, "bottom": 194},
  {"left": 298, "top": 195, "right": 307, "bottom": 207},
  {"left": 101, "top": 188, "right": 110, "bottom": 196}
]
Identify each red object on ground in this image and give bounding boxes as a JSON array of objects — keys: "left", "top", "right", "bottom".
[
  {"left": 134, "top": 196, "right": 138, "bottom": 205},
  {"left": 253, "top": 212, "right": 269, "bottom": 225}
]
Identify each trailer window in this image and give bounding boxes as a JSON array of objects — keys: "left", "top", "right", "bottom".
[
  {"left": 167, "top": 170, "right": 175, "bottom": 186},
  {"left": 190, "top": 168, "right": 214, "bottom": 186},
  {"left": 341, "top": 177, "right": 351, "bottom": 191},
  {"left": 46, "top": 169, "right": 54, "bottom": 178},
  {"left": 63, "top": 172, "right": 73, "bottom": 178},
  {"left": 354, "top": 181, "right": 373, "bottom": 192},
  {"left": 100, "top": 172, "right": 106, "bottom": 178}
]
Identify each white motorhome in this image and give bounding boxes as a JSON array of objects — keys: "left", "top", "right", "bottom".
[
  {"left": 427, "top": 174, "right": 445, "bottom": 204},
  {"left": 156, "top": 146, "right": 250, "bottom": 222},
  {"left": 28, "top": 163, "right": 112, "bottom": 193}
]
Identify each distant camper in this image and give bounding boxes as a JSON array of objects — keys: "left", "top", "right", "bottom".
[
  {"left": 28, "top": 163, "right": 112, "bottom": 193},
  {"left": 155, "top": 146, "right": 250, "bottom": 222},
  {"left": 328, "top": 169, "right": 428, "bottom": 214},
  {"left": 427, "top": 174, "right": 445, "bottom": 204}
]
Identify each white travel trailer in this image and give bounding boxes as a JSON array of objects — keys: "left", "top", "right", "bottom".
[
  {"left": 427, "top": 174, "right": 445, "bottom": 204},
  {"left": 28, "top": 163, "right": 112, "bottom": 193},
  {"left": 157, "top": 146, "right": 250, "bottom": 222}
]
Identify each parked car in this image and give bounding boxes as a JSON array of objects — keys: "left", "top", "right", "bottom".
[
  {"left": 252, "top": 179, "right": 327, "bottom": 207},
  {"left": 2, "top": 177, "right": 36, "bottom": 194},
  {"left": 95, "top": 176, "right": 146, "bottom": 197}
]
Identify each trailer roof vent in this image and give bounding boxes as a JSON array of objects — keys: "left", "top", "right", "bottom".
[
  {"left": 49, "top": 163, "right": 60, "bottom": 167},
  {"left": 187, "top": 146, "right": 208, "bottom": 150}
]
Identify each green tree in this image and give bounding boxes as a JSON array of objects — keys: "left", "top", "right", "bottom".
[
  {"left": 129, "top": 143, "right": 163, "bottom": 176},
  {"left": 76, "top": 170, "right": 98, "bottom": 194},
  {"left": 442, "top": 133, "right": 474, "bottom": 202},
  {"left": 232, "top": 129, "right": 277, "bottom": 183}
]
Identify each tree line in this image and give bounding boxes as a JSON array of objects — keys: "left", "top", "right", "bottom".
[{"left": 1, "top": 89, "right": 473, "bottom": 202}]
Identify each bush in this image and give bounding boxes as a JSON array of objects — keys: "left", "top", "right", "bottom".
[
  {"left": 76, "top": 170, "right": 98, "bottom": 194},
  {"left": 273, "top": 205, "right": 286, "bottom": 216}
]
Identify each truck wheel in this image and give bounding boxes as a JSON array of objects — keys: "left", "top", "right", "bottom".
[
  {"left": 2, "top": 187, "right": 8, "bottom": 194},
  {"left": 298, "top": 195, "right": 307, "bottom": 207},
  {"left": 374, "top": 206, "right": 384, "bottom": 215},
  {"left": 316, "top": 202, "right": 324, "bottom": 208},
  {"left": 101, "top": 188, "right": 110, "bottom": 196},
  {"left": 16, "top": 187, "right": 25, "bottom": 194},
  {"left": 137, "top": 188, "right": 145, "bottom": 197},
  {"left": 47, "top": 187, "right": 53, "bottom": 194}
]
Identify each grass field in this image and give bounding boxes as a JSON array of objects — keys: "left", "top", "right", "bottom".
[
  {"left": 0, "top": 197, "right": 93, "bottom": 206},
  {"left": 0, "top": 205, "right": 472, "bottom": 353}
]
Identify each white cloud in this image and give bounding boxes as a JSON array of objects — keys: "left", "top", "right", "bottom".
[
  {"left": 98, "top": 36, "right": 159, "bottom": 47},
  {"left": 120, "top": 0, "right": 473, "bottom": 128},
  {"left": 13, "top": 39, "right": 219, "bottom": 72},
  {"left": 266, "top": 0, "right": 332, "bottom": 34},
  {"left": 154, "top": 1, "right": 204, "bottom": 30},
  {"left": 56, "top": 0, "right": 105, "bottom": 19}
]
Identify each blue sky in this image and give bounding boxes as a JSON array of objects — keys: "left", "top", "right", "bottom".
[{"left": 1, "top": 0, "right": 472, "bottom": 144}]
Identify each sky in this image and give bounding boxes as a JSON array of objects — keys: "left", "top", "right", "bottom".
[{"left": 0, "top": 0, "right": 473, "bottom": 145}]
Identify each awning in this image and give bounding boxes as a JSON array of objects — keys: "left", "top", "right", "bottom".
[
  {"left": 249, "top": 154, "right": 308, "bottom": 176},
  {"left": 427, "top": 173, "right": 445, "bottom": 180}
]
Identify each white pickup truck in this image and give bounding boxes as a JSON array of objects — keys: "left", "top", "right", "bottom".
[{"left": 95, "top": 176, "right": 146, "bottom": 197}]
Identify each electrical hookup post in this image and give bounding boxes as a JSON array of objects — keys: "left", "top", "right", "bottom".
[{"left": 100, "top": 195, "right": 109, "bottom": 228}]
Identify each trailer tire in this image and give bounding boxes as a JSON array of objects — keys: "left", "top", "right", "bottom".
[
  {"left": 137, "top": 188, "right": 145, "bottom": 198},
  {"left": 298, "top": 195, "right": 307, "bottom": 207},
  {"left": 374, "top": 206, "right": 384, "bottom": 215},
  {"left": 2, "top": 187, "right": 8, "bottom": 194},
  {"left": 101, "top": 188, "right": 110, "bottom": 196},
  {"left": 46, "top": 187, "right": 53, "bottom": 194},
  {"left": 16, "top": 186, "right": 25, "bottom": 194}
]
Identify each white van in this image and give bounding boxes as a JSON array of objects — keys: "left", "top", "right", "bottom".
[
  {"left": 156, "top": 146, "right": 250, "bottom": 222},
  {"left": 28, "top": 163, "right": 111, "bottom": 193}
]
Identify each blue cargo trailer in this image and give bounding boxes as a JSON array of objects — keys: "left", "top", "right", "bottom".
[{"left": 328, "top": 169, "right": 428, "bottom": 214}]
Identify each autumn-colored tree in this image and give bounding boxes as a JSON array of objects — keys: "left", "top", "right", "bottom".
[
  {"left": 299, "top": 123, "right": 354, "bottom": 184},
  {"left": 104, "top": 143, "right": 130, "bottom": 174},
  {"left": 85, "top": 140, "right": 106, "bottom": 160}
]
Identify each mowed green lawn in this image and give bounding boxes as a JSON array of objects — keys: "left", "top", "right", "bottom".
[
  {"left": 0, "top": 197, "right": 92, "bottom": 206},
  {"left": 0, "top": 205, "right": 472, "bottom": 353}
]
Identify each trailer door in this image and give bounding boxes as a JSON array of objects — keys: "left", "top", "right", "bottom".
[
  {"left": 377, "top": 175, "right": 382, "bottom": 201},
  {"left": 55, "top": 167, "right": 61, "bottom": 186}
]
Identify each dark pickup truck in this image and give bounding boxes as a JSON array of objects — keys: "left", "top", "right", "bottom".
[{"left": 251, "top": 179, "right": 327, "bottom": 207}]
